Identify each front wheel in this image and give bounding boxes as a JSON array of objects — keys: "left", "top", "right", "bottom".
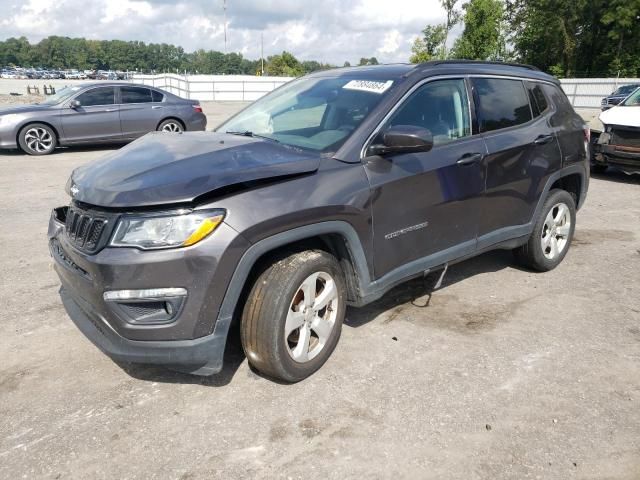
[
  {"left": 18, "top": 123, "right": 57, "bottom": 155},
  {"left": 514, "top": 189, "right": 576, "bottom": 272},
  {"left": 241, "top": 250, "right": 346, "bottom": 382}
]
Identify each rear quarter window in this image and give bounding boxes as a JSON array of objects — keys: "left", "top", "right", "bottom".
[
  {"left": 473, "top": 78, "right": 532, "bottom": 133},
  {"left": 152, "top": 90, "right": 164, "bottom": 102}
]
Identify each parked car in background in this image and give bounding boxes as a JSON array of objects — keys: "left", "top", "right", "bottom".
[
  {"left": 594, "top": 87, "right": 640, "bottom": 174},
  {"left": 600, "top": 84, "right": 640, "bottom": 110},
  {"left": 1, "top": 70, "right": 18, "bottom": 79},
  {"left": 0, "top": 83, "right": 206, "bottom": 155},
  {"left": 48, "top": 61, "right": 589, "bottom": 382}
]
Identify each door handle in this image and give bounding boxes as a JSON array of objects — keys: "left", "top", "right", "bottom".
[
  {"left": 456, "top": 153, "right": 483, "bottom": 166},
  {"left": 152, "top": 105, "right": 163, "bottom": 109},
  {"left": 104, "top": 108, "right": 118, "bottom": 112},
  {"left": 534, "top": 134, "right": 554, "bottom": 145}
]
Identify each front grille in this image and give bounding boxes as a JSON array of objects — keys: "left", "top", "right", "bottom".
[
  {"left": 65, "top": 206, "right": 110, "bottom": 253},
  {"left": 611, "top": 128, "right": 640, "bottom": 148}
]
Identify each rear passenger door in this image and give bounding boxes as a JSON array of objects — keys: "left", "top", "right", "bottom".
[
  {"left": 118, "top": 86, "right": 164, "bottom": 138},
  {"left": 472, "top": 77, "right": 562, "bottom": 247}
]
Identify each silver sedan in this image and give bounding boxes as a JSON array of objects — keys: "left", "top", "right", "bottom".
[{"left": 0, "top": 83, "right": 207, "bottom": 155}]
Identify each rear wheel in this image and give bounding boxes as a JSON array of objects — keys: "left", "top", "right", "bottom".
[
  {"left": 241, "top": 250, "right": 346, "bottom": 382},
  {"left": 514, "top": 189, "right": 576, "bottom": 271},
  {"left": 157, "top": 119, "right": 184, "bottom": 133},
  {"left": 18, "top": 123, "right": 57, "bottom": 155}
]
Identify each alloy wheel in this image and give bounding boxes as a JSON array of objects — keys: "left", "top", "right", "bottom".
[
  {"left": 25, "top": 127, "right": 53, "bottom": 153},
  {"left": 285, "top": 271, "right": 340, "bottom": 363},
  {"left": 540, "top": 202, "right": 571, "bottom": 260},
  {"left": 161, "top": 122, "right": 182, "bottom": 133}
]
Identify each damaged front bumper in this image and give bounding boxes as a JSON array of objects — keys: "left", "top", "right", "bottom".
[{"left": 593, "top": 129, "right": 640, "bottom": 174}]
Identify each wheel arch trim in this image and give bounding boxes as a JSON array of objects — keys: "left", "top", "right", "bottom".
[{"left": 216, "top": 221, "right": 373, "bottom": 325}]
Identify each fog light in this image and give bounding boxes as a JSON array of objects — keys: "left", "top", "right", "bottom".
[{"left": 103, "top": 288, "right": 187, "bottom": 301}]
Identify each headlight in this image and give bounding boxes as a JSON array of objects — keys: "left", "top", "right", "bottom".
[{"left": 110, "top": 210, "right": 225, "bottom": 250}]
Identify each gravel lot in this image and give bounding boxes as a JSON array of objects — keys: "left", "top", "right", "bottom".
[{"left": 0, "top": 101, "right": 639, "bottom": 479}]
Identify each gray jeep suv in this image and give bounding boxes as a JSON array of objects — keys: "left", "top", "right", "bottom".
[{"left": 48, "top": 61, "right": 589, "bottom": 382}]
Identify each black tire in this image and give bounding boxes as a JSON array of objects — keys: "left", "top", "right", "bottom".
[
  {"left": 18, "top": 123, "right": 57, "bottom": 155},
  {"left": 241, "top": 250, "right": 347, "bottom": 382},
  {"left": 590, "top": 163, "right": 608, "bottom": 174},
  {"left": 514, "top": 189, "right": 576, "bottom": 272},
  {"left": 157, "top": 119, "right": 184, "bottom": 133}
]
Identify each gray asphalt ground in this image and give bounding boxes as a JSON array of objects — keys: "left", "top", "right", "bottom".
[{"left": 0, "top": 101, "right": 639, "bottom": 479}]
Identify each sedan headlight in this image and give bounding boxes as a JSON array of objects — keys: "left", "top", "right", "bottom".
[{"left": 111, "top": 210, "right": 225, "bottom": 250}]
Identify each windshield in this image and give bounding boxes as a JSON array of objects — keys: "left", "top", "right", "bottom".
[
  {"left": 622, "top": 88, "right": 640, "bottom": 106},
  {"left": 613, "top": 85, "right": 639, "bottom": 96},
  {"left": 39, "top": 85, "right": 84, "bottom": 105},
  {"left": 217, "top": 75, "right": 395, "bottom": 152}
]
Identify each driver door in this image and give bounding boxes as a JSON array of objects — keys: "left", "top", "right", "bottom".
[
  {"left": 363, "top": 78, "right": 486, "bottom": 278},
  {"left": 60, "top": 86, "right": 122, "bottom": 143}
]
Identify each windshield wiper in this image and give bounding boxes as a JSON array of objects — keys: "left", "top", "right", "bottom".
[{"left": 226, "top": 130, "right": 280, "bottom": 143}]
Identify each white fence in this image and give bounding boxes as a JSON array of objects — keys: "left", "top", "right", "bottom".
[
  {"left": 132, "top": 74, "right": 636, "bottom": 108},
  {"left": 559, "top": 78, "right": 640, "bottom": 108},
  {"left": 130, "top": 74, "right": 294, "bottom": 101}
]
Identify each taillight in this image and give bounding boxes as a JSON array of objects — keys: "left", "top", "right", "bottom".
[
  {"left": 583, "top": 125, "right": 591, "bottom": 143},
  {"left": 192, "top": 104, "right": 203, "bottom": 113}
]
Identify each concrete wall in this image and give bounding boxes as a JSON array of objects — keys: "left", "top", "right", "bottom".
[
  {"left": 130, "top": 74, "right": 294, "bottom": 101},
  {"left": 559, "top": 78, "right": 640, "bottom": 108}
]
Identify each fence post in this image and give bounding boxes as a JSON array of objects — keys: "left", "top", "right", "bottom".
[{"left": 572, "top": 82, "right": 579, "bottom": 107}]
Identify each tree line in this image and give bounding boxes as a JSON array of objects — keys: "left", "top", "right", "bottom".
[
  {"left": 411, "top": 0, "right": 640, "bottom": 77},
  {"left": 0, "top": 36, "right": 380, "bottom": 76}
]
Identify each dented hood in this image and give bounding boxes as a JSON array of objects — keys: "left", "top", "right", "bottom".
[
  {"left": 69, "top": 132, "right": 320, "bottom": 208},
  {"left": 600, "top": 105, "right": 640, "bottom": 128}
]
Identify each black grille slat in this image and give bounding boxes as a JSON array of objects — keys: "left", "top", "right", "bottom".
[
  {"left": 64, "top": 206, "right": 111, "bottom": 253},
  {"left": 85, "top": 219, "right": 106, "bottom": 249}
]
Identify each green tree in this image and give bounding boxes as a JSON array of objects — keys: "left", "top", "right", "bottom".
[
  {"left": 440, "top": 0, "right": 462, "bottom": 58},
  {"left": 452, "top": 0, "right": 505, "bottom": 60},
  {"left": 266, "top": 51, "right": 304, "bottom": 76},
  {"left": 358, "top": 57, "right": 379, "bottom": 66},
  {"left": 410, "top": 25, "right": 447, "bottom": 63}
]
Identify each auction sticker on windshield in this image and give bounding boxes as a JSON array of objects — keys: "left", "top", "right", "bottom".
[{"left": 343, "top": 80, "right": 393, "bottom": 94}]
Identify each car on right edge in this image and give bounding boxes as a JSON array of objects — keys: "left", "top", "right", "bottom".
[{"left": 594, "top": 87, "right": 640, "bottom": 174}]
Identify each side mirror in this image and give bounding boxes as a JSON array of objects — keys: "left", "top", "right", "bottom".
[
  {"left": 70, "top": 100, "right": 81, "bottom": 109},
  {"left": 368, "top": 125, "right": 434, "bottom": 156}
]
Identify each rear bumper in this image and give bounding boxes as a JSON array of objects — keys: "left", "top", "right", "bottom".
[{"left": 187, "top": 114, "right": 207, "bottom": 131}]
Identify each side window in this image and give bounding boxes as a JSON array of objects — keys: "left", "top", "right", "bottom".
[
  {"left": 473, "top": 78, "right": 532, "bottom": 133},
  {"left": 121, "top": 87, "right": 153, "bottom": 104},
  {"left": 151, "top": 90, "right": 164, "bottom": 103},
  {"left": 384, "top": 78, "right": 471, "bottom": 147},
  {"left": 527, "top": 82, "right": 549, "bottom": 117},
  {"left": 75, "top": 87, "right": 115, "bottom": 106}
]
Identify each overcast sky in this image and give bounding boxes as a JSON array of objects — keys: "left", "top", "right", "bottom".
[{"left": 0, "top": 0, "right": 458, "bottom": 64}]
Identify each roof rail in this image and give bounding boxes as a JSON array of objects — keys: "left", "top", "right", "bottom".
[{"left": 420, "top": 60, "right": 541, "bottom": 71}]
